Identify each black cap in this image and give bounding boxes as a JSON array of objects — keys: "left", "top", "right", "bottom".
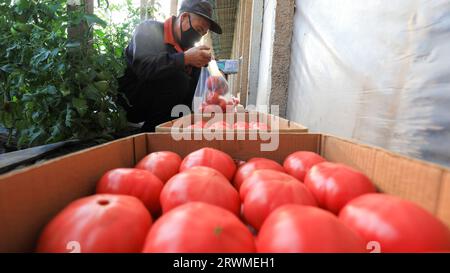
[{"left": 179, "top": 0, "right": 223, "bottom": 34}]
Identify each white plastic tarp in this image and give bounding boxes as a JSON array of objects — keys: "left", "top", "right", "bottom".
[{"left": 287, "top": 0, "right": 450, "bottom": 167}]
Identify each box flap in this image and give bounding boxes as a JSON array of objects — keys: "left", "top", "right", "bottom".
[
  {"left": 133, "top": 134, "right": 148, "bottom": 164},
  {"left": 437, "top": 172, "right": 450, "bottom": 227},
  {"left": 0, "top": 136, "right": 137, "bottom": 252}
]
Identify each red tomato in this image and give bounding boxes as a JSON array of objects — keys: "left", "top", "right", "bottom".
[
  {"left": 339, "top": 193, "right": 450, "bottom": 253},
  {"left": 257, "top": 205, "right": 366, "bottom": 253},
  {"left": 206, "top": 76, "right": 220, "bottom": 90},
  {"left": 240, "top": 170, "right": 317, "bottom": 230},
  {"left": 240, "top": 169, "right": 299, "bottom": 200},
  {"left": 160, "top": 166, "right": 240, "bottom": 216},
  {"left": 206, "top": 91, "right": 220, "bottom": 104},
  {"left": 304, "top": 162, "right": 376, "bottom": 214},
  {"left": 36, "top": 194, "right": 152, "bottom": 253},
  {"left": 206, "top": 76, "right": 228, "bottom": 94},
  {"left": 96, "top": 168, "right": 163, "bottom": 216},
  {"left": 249, "top": 121, "right": 270, "bottom": 131},
  {"left": 233, "top": 121, "right": 249, "bottom": 130},
  {"left": 142, "top": 202, "right": 255, "bottom": 253},
  {"left": 201, "top": 104, "right": 223, "bottom": 113},
  {"left": 213, "top": 87, "right": 228, "bottom": 96},
  {"left": 283, "top": 151, "right": 326, "bottom": 181},
  {"left": 218, "top": 98, "right": 227, "bottom": 112},
  {"left": 233, "top": 158, "right": 285, "bottom": 190},
  {"left": 248, "top": 157, "right": 271, "bottom": 163},
  {"left": 208, "top": 121, "right": 232, "bottom": 131},
  {"left": 135, "top": 151, "right": 182, "bottom": 183},
  {"left": 180, "top": 147, "right": 236, "bottom": 181}
]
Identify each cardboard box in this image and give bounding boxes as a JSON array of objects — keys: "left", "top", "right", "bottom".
[
  {"left": 155, "top": 112, "right": 309, "bottom": 133},
  {"left": 0, "top": 133, "right": 449, "bottom": 252}
]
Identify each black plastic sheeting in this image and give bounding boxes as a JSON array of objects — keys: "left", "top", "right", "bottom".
[
  {"left": 0, "top": 139, "right": 98, "bottom": 174},
  {"left": 0, "top": 128, "right": 142, "bottom": 174}
]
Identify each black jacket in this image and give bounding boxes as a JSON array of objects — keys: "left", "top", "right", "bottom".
[{"left": 118, "top": 19, "right": 200, "bottom": 123}]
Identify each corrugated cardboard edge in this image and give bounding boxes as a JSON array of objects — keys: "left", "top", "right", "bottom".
[
  {"left": 321, "top": 134, "right": 450, "bottom": 222},
  {"left": 0, "top": 134, "right": 145, "bottom": 252},
  {"left": 437, "top": 172, "right": 450, "bottom": 227},
  {"left": 133, "top": 134, "right": 149, "bottom": 164}
]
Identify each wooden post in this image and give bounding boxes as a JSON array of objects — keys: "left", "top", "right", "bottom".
[
  {"left": 170, "top": 0, "right": 179, "bottom": 16},
  {"left": 141, "top": 0, "right": 156, "bottom": 20},
  {"left": 234, "top": 0, "right": 245, "bottom": 98},
  {"left": 140, "top": 0, "right": 148, "bottom": 21},
  {"left": 238, "top": 0, "right": 253, "bottom": 107},
  {"left": 150, "top": 0, "right": 156, "bottom": 19},
  {"left": 67, "top": 0, "right": 94, "bottom": 46},
  {"left": 246, "top": 0, "right": 263, "bottom": 106},
  {"left": 85, "top": 0, "right": 93, "bottom": 14}
]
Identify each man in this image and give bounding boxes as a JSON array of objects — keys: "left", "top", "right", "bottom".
[{"left": 118, "top": 0, "right": 222, "bottom": 132}]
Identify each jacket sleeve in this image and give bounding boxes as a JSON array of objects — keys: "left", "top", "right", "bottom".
[{"left": 126, "top": 21, "right": 185, "bottom": 81}]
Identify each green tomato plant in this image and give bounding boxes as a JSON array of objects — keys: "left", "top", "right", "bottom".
[{"left": 0, "top": 0, "right": 150, "bottom": 149}]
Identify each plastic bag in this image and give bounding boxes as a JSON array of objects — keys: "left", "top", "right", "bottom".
[{"left": 192, "top": 60, "right": 238, "bottom": 113}]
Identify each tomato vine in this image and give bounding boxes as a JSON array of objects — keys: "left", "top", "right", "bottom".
[{"left": 0, "top": 0, "right": 147, "bottom": 149}]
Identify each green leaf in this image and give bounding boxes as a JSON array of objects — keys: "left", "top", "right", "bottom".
[
  {"left": 17, "top": 134, "right": 30, "bottom": 149},
  {"left": 97, "top": 112, "right": 108, "bottom": 128},
  {"left": 50, "top": 48, "right": 59, "bottom": 57},
  {"left": 50, "top": 125, "right": 61, "bottom": 138},
  {"left": 66, "top": 41, "right": 81, "bottom": 48},
  {"left": 83, "top": 14, "right": 107, "bottom": 28},
  {"left": 84, "top": 84, "right": 101, "bottom": 101},
  {"left": 13, "top": 22, "right": 33, "bottom": 33},
  {"left": 94, "top": 80, "right": 109, "bottom": 92},
  {"left": 65, "top": 107, "right": 74, "bottom": 127},
  {"left": 95, "top": 71, "right": 110, "bottom": 81},
  {"left": 60, "top": 87, "right": 71, "bottom": 97},
  {"left": 30, "top": 129, "right": 44, "bottom": 146},
  {"left": 1, "top": 112, "right": 14, "bottom": 128},
  {"left": 31, "top": 49, "right": 50, "bottom": 66},
  {"left": 41, "top": 62, "right": 53, "bottom": 71},
  {"left": 32, "top": 111, "right": 42, "bottom": 123},
  {"left": 0, "top": 65, "right": 14, "bottom": 73},
  {"left": 72, "top": 97, "right": 88, "bottom": 117},
  {"left": 44, "top": 85, "right": 58, "bottom": 96}
]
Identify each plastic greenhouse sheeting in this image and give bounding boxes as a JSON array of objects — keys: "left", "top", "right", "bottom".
[{"left": 286, "top": 0, "right": 450, "bottom": 167}]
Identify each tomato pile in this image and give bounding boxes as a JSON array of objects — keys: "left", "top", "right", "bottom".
[
  {"left": 36, "top": 148, "right": 450, "bottom": 253},
  {"left": 186, "top": 120, "right": 271, "bottom": 131},
  {"left": 198, "top": 76, "right": 239, "bottom": 113}
]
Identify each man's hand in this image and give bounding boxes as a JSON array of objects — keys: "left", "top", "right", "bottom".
[{"left": 184, "top": 45, "right": 212, "bottom": 68}]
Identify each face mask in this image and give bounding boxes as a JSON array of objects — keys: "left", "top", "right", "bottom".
[{"left": 180, "top": 14, "right": 202, "bottom": 49}]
